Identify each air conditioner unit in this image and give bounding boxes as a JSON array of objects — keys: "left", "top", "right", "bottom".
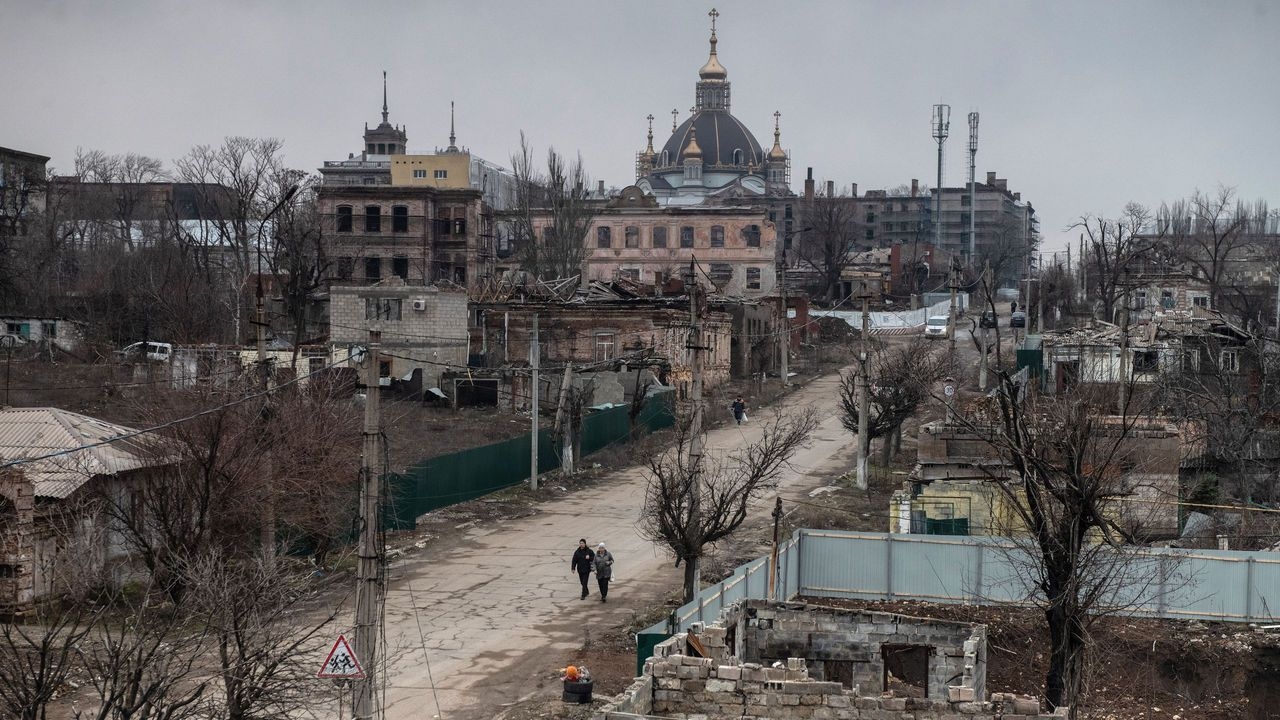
[{"left": 412, "top": 299, "right": 427, "bottom": 311}]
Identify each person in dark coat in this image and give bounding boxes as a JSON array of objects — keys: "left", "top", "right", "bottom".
[
  {"left": 731, "top": 397, "right": 746, "bottom": 425},
  {"left": 593, "top": 543, "right": 614, "bottom": 602},
  {"left": 570, "top": 538, "right": 595, "bottom": 600}
]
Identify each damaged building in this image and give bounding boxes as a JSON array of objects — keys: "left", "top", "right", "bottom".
[{"left": 599, "top": 599, "right": 1055, "bottom": 719}]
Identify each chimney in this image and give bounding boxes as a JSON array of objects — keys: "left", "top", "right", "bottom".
[
  {"left": 986, "top": 171, "right": 996, "bottom": 185},
  {"left": 804, "top": 167, "right": 815, "bottom": 201},
  {"left": 597, "top": 180, "right": 605, "bottom": 196},
  {"left": 911, "top": 179, "right": 919, "bottom": 197},
  {"left": 1013, "top": 192, "right": 1021, "bottom": 201},
  {"left": 996, "top": 178, "right": 1007, "bottom": 190},
  {"left": 851, "top": 183, "right": 858, "bottom": 198},
  {"left": 826, "top": 180, "right": 835, "bottom": 197}
]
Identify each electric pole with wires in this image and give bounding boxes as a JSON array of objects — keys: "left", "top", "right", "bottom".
[
  {"left": 685, "top": 259, "right": 706, "bottom": 599},
  {"left": 353, "top": 329, "right": 384, "bottom": 720}
]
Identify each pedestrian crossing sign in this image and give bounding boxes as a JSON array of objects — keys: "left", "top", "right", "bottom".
[{"left": 317, "top": 635, "right": 365, "bottom": 679}]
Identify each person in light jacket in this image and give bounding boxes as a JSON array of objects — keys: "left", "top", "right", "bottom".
[
  {"left": 570, "top": 538, "right": 595, "bottom": 600},
  {"left": 593, "top": 543, "right": 614, "bottom": 602}
]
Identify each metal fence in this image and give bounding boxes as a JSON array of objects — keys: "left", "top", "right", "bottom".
[
  {"left": 384, "top": 389, "right": 675, "bottom": 530},
  {"left": 642, "top": 529, "right": 1280, "bottom": 646},
  {"left": 811, "top": 296, "right": 970, "bottom": 334}
]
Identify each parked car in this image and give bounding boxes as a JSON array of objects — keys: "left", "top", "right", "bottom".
[
  {"left": 978, "top": 311, "right": 999, "bottom": 329},
  {"left": 924, "top": 315, "right": 950, "bottom": 338},
  {"left": 1010, "top": 311, "right": 1027, "bottom": 329},
  {"left": 0, "top": 333, "right": 27, "bottom": 348},
  {"left": 117, "top": 341, "right": 173, "bottom": 363}
]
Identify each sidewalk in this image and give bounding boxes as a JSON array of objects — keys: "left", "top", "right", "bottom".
[{"left": 378, "top": 369, "right": 855, "bottom": 719}]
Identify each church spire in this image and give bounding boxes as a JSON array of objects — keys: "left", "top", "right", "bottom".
[
  {"left": 671, "top": 108, "right": 679, "bottom": 133},
  {"left": 381, "top": 71, "right": 389, "bottom": 124},
  {"left": 645, "top": 114, "right": 655, "bottom": 154},
  {"left": 769, "top": 110, "right": 787, "bottom": 160},
  {"left": 697, "top": 8, "right": 727, "bottom": 81},
  {"left": 448, "top": 101, "right": 458, "bottom": 152}
]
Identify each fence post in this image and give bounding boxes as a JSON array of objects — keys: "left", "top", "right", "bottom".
[
  {"left": 794, "top": 530, "right": 804, "bottom": 599},
  {"left": 1245, "top": 558, "right": 1256, "bottom": 621},
  {"left": 698, "top": 591, "right": 707, "bottom": 625},
  {"left": 971, "top": 543, "right": 984, "bottom": 602},
  {"left": 885, "top": 534, "right": 895, "bottom": 599}
]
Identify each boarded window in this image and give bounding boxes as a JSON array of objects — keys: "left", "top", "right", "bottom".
[
  {"left": 746, "top": 267, "right": 761, "bottom": 290},
  {"left": 709, "top": 263, "right": 732, "bottom": 285}
]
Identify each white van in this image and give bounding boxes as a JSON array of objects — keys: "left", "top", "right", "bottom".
[
  {"left": 118, "top": 341, "right": 173, "bottom": 363},
  {"left": 924, "top": 315, "right": 950, "bottom": 338}
]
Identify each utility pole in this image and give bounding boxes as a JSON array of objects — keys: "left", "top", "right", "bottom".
[
  {"left": 947, "top": 260, "right": 960, "bottom": 360},
  {"left": 768, "top": 497, "right": 782, "bottom": 601},
  {"left": 967, "top": 112, "right": 979, "bottom": 262},
  {"left": 530, "top": 314, "right": 540, "bottom": 490},
  {"left": 1117, "top": 274, "right": 1130, "bottom": 415},
  {"left": 1036, "top": 257, "right": 1045, "bottom": 333},
  {"left": 686, "top": 262, "right": 706, "bottom": 598},
  {"left": 979, "top": 260, "right": 991, "bottom": 392},
  {"left": 778, "top": 261, "right": 789, "bottom": 385},
  {"left": 256, "top": 286, "right": 275, "bottom": 562},
  {"left": 553, "top": 361, "right": 574, "bottom": 475},
  {"left": 856, "top": 281, "right": 871, "bottom": 491},
  {"left": 353, "top": 330, "right": 383, "bottom": 720}
]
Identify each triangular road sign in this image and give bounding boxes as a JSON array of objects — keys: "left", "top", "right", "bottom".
[{"left": 317, "top": 634, "right": 365, "bottom": 679}]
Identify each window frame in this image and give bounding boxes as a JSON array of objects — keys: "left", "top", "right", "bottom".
[
  {"left": 392, "top": 205, "right": 409, "bottom": 233},
  {"left": 596, "top": 226, "right": 612, "bottom": 249},
  {"left": 625, "top": 226, "right": 640, "bottom": 248},
  {"left": 434, "top": 169, "right": 448, "bottom": 180},
  {"left": 710, "top": 225, "right": 725, "bottom": 248},
  {"left": 680, "top": 226, "right": 695, "bottom": 248},
  {"left": 364, "top": 205, "right": 381, "bottom": 233},
  {"left": 336, "top": 205, "right": 353, "bottom": 233},
  {"left": 652, "top": 226, "right": 668, "bottom": 248}
]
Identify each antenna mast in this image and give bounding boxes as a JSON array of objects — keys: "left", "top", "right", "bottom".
[
  {"left": 967, "top": 111, "right": 979, "bottom": 263},
  {"left": 931, "top": 104, "right": 951, "bottom": 256}
]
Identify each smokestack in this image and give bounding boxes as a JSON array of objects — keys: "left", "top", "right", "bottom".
[
  {"left": 804, "top": 167, "right": 815, "bottom": 201},
  {"left": 986, "top": 171, "right": 996, "bottom": 185},
  {"left": 911, "top": 179, "right": 918, "bottom": 197},
  {"left": 851, "top": 183, "right": 858, "bottom": 198},
  {"left": 826, "top": 180, "right": 835, "bottom": 197}
]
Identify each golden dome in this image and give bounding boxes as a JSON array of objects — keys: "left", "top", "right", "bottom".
[
  {"left": 698, "top": 34, "right": 727, "bottom": 80},
  {"left": 768, "top": 110, "right": 787, "bottom": 160},
  {"left": 684, "top": 125, "right": 703, "bottom": 159}
]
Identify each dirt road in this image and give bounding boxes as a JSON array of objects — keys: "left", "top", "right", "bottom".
[{"left": 374, "top": 368, "right": 856, "bottom": 719}]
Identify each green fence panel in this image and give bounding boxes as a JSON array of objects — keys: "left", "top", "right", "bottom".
[
  {"left": 384, "top": 389, "right": 676, "bottom": 529},
  {"left": 636, "top": 632, "right": 670, "bottom": 676}
]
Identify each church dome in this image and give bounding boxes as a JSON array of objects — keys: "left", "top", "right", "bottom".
[{"left": 661, "top": 111, "right": 763, "bottom": 168}]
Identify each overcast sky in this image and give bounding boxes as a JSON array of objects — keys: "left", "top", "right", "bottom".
[{"left": 4, "top": 0, "right": 1278, "bottom": 252}]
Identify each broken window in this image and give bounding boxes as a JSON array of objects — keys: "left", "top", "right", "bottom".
[
  {"left": 597, "top": 226, "right": 612, "bottom": 248},
  {"left": 364, "top": 257, "right": 381, "bottom": 281},
  {"left": 595, "top": 332, "right": 616, "bottom": 361},
  {"left": 709, "top": 263, "right": 733, "bottom": 285},
  {"left": 1133, "top": 350, "right": 1160, "bottom": 373},
  {"left": 336, "top": 206, "right": 353, "bottom": 233},
  {"left": 337, "top": 256, "right": 354, "bottom": 279},
  {"left": 1220, "top": 349, "right": 1240, "bottom": 373},
  {"left": 881, "top": 644, "right": 930, "bottom": 698},
  {"left": 392, "top": 256, "right": 409, "bottom": 280},
  {"left": 710, "top": 225, "right": 725, "bottom": 247},
  {"left": 746, "top": 267, "right": 761, "bottom": 290},
  {"left": 625, "top": 226, "right": 640, "bottom": 248},
  {"left": 364, "top": 206, "right": 381, "bottom": 233},
  {"left": 364, "top": 298, "right": 402, "bottom": 321},
  {"left": 743, "top": 224, "right": 761, "bottom": 247},
  {"left": 652, "top": 226, "right": 668, "bottom": 248},
  {"left": 680, "top": 226, "right": 695, "bottom": 248},
  {"left": 392, "top": 205, "right": 409, "bottom": 233}
]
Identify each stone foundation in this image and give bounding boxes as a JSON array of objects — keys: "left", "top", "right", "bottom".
[{"left": 595, "top": 600, "right": 1064, "bottom": 720}]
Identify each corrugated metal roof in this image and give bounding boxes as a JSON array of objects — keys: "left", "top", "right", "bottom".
[{"left": 0, "top": 407, "right": 157, "bottom": 499}]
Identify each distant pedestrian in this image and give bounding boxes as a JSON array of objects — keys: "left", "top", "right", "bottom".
[
  {"left": 593, "top": 543, "right": 614, "bottom": 602},
  {"left": 731, "top": 397, "right": 746, "bottom": 425},
  {"left": 1011, "top": 301, "right": 1018, "bottom": 314},
  {"left": 570, "top": 538, "right": 595, "bottom": 600}
]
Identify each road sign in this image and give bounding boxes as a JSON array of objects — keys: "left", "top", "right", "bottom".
[
  {"left": 943, "top": 384, "right": 955, "bottom": 397},
  {"left": 317, "top": 635, "right": 365, "bottom": 679}
]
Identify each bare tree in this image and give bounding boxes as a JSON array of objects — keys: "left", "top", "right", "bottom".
[
  {"left": 1156, "top": 187, "right": 1262, "bottom": 310},
  {"left": 262, "top": 171, "right": 329, "bottom": 359},
  {"left": 839, "top": 339, "right": 950, "bottom": 465},
  {"left": 507, "top": 133, "right": 597, "bottom": 284},
  {"left": 174, "top": 137, "right": 286, "bottom": 343},
  {"left": 0, "top": 601, "right": 96, "bottom": 720},
  {"left": 1071, "top": 203, "right": 1155, "bottom": 323},
  {"left": 640, "top": 408, "right": 818, "bottom": 602},
  {"left": 794, "top": 188, "right": 858, "bottom": 303},
  {"left": 967, "top": 374, "right": 1175, "bottom": 715}
]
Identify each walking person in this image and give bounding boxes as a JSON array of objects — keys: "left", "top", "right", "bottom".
[
  {"left": 570, "top": 538, "right": 595, "bottom": 600},
  {"left": 731, "top": 397, "right": 746, "bottom": 425},
  {"left": 593, "top": 543, "right": 614, "bottom": 602}
]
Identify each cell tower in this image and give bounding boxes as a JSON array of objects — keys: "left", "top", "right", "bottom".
[
  {"left": 967, "top": 112, "right": 979, "bottom": 262},
  {"left": 931, "top": 104, "right": 951, "bottom": 254}
]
